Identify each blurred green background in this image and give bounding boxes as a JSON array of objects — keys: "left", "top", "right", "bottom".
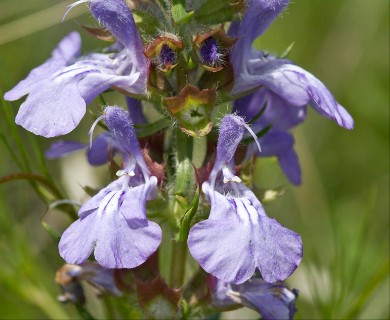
[{"left": 0, "top": 0, "right": 388, "bottom": 319}]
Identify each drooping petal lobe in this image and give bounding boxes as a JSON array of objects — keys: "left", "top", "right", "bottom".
[
  {"left": 126, "top": 96, "right": 146, "bottom": 124},
  {"left": 234, "top": 88, "right": 307, "bottom": 131},
  {"left": 231, "top": 57, "right": 353, "bottom": 129},
  {"left": 87, "top": 132, "right": 115, "bottom": 166},
  {"left": 60, "top": 176, "right": 161, "bottom": 269},
  {"left": 249, "top": 64, "right": 354, "bottom": 129},
  {"left": 259, "top": 131, "right": 301, "bottom": 185},
  {"left": 45, "top": 140, "right": 86, "bottom": 159},
  {"left": 277, "top": 147, "right": 301, "bottom": 185}
]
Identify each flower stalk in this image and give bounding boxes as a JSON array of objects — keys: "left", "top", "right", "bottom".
[{"left": 2, "top": 0, "right": 355, "bottom": 319}]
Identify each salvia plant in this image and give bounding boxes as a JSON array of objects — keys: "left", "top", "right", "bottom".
[{"left": 2, "top": 0, "right": 354, "bottom": 319}]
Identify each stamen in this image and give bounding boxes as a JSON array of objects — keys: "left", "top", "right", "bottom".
[
  {"left": 200, "top": 37, "right": 220, "bottom": 65},
  {"left": 63, "top": 0, "right": 89, "bottom": 22},
  {"left": 116, "top": 155, "right": 136, "bottom": 177},
  {"left": 222, "top": 166, "right": 242, "bottom": 184},
  {"left": 226, "top": 290, "right": 243, "bottom": 304},
  {"left": 242, "top": 120, "right": 262, "bottom": 153},
  {"left": 159, "top": 44, "right": 176, "bottom": 67},
  {"left": 89, "top": 115, "right": 105, "bottom": 149},
  {"left": 49, "top": 199, "right": 82, "bottom": 209},
  {"left": 116, "top": 169, "right": 135, "bottom": 177}
]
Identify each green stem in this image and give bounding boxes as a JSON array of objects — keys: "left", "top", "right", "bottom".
[
  {"left": 169, "top": 240, "right": 187, "bottom": 288},
  {"left": 0, "top": 172, "right": 78, "bottom": 220}
]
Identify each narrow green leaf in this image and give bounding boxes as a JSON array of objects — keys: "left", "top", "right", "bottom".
[
  {"left": 280, "top": 41, "right": 295, "bottom": 59},
  {"left": 343, "top": 259, "right": 390, "bottom": 319},
  {"left": 179, "top": 187, "right": 200, "bottom": 242},
  {"left": 41, "top": 221, "right": 61, "bottom": 243},
  {"left": 0, "top": 132, "right": 23, "bottom": 169},
  {"left": 81, "top": 185, "right": 101, "bottom": 197},
  {"left": 0, "top": 88, "right": 31, "bottom": 173}
]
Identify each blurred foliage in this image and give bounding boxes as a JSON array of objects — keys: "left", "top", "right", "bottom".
[{"left": 0, "top": 0, "right": 388, "bottom": 319}]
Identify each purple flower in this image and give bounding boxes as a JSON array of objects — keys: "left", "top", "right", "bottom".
[
  {"left": 209, "top": 275, "right": 297, "bottom": 320},
  {"left": 59, "top": 107, "right": 161, "bottom": 269},
  {"left": 5, "top": 0, "right": 147, "bottom": 138},
  {"left": 228, "top": 0, "right": 353, "bottom": 130},
  {"left": 234, "top": 88, "right": 306, "bottom": 184},
  {"left": 188, "top": 115, "right": 302, "bottom": 284}
]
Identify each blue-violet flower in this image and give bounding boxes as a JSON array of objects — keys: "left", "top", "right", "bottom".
[
  {"left": 59, "top": 106, "right": 161, "bottom": 268},
  {"left": 5, "top": 0, "right": 147, "bottom": 137},
  {"left": 188, "top": 115, "right": 303, "bottom": 284}
]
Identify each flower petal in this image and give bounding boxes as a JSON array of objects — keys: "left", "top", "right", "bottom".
[
  {"left": 87, "top": 132, "right": 115, "bottom": 166},
  {"left": 277, "top": 147, "right": 301, "bottom": 185},
  {"left": 78, "top": 177, "right": 126, "bottom": 218},
  {"left": 14, "top": 75, "right": 87, "bottom": 137},
  {"left": 256, "top": 215, "right": 302, "bottom": 283},
  {"left": 45, "top": 140, "right": 86, "bottom": 159},
  {"left": 94, "top": 216, "right": 161, "bottom": 268},
  {"left": 126, "top": 96, "right": 146, "bottom": 124},
  {"left": 94, "top": 191, "right": 161, "bottom": 268},
  {"left": 89, "top": 0, "right": 147, "bottom": 68},
  {"left": 4, "top": 32, "right": 81, "bottom": 101},
  {"left": 235, "top": 61, "right": 354, "bottom": 129},
  {"left": 234, "top": 88, "right": 307, "bottom": 131},
  {"left": 120, "top": 176, "right": 157, "bottom": 220},
  {"left": 188, "top": 217, "right": 256, "bottom": 284},
  {"left": 258, "top": 131, "right": 294, "bottom": 157},
  {"left": 59, "top": 212, "right": 99, "bottom": 264},
  {"left": 210, "top": 115, "right": 245, "bottom": 177},
  {"left": 104, "top": 106, "right": 149, "bottom": 174},
  {"left": 229, "top": 0, "right": 289, "bottom": 79},
  {"left": 189, "top": 187, "right": 302, "bottom": 284}
]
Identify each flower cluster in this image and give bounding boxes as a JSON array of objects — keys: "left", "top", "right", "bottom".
[{"left": 5, "top": 0, "right": 353, "bottom": 318}]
